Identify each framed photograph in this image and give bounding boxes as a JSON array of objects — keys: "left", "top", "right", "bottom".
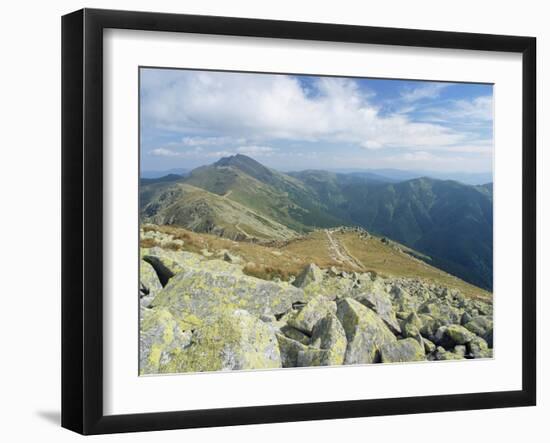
[{"left": 61, "top": 8, "right": 536, "bottom": 435}]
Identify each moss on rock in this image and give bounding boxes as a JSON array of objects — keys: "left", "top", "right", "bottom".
[
  {"left": 336, "top": 298, "right": 397, "bottom": 364},
  {"left": 293, "top": 263, "right": 324, "bottom": 289},
  {"left": 467, "top": 336, "right": 493, "bottom": 358},
  {"left": 287, "top": 296, "right": 337, "bottom": 334},
  {"left": 163, "top": 309, "right": 281, "bottom": 373},
  {"left": 139, "top": 307, "right": 192, "bottom": 375},
  {"left": 380, "top": 338, "right": 425, "bottom": 363},
  {"left": 464, "top": 316, "right": 493, "bottom": 338},
  {"left": 140, "top": 259, "right": 163, "bottom": 307},
  {"left": 354, "top": 291, "right": 401, "bottom": 334},
  {"left": 151, "top": 257, "right": 306, "bottom": 321},
  {"left": 309, "top": 313, "right": 347, "bottom": 366},
  {"left": 276, "top": 333, "right": 309, "bottom": 367}
]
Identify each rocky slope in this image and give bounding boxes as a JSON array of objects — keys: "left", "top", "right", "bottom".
[{"left": 139, "top": 228, "right": 493, "bottom": 375}]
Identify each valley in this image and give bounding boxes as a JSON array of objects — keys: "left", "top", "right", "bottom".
[
  {"left": 137, "top": 71, "right": 495, "bottom": 375},
  {"left": 138, "top": 157, "right": 493, "bottom": 374},
  {"left": 140, "top": 154, "right": 493, "bottom": 291}
]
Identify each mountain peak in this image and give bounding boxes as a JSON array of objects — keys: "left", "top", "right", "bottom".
[
  {"left": 213, "top": 154, "right": 276, "bottom": 183},
  {"left": 214, "top": 153, "right": 260, "bottom": 167}
]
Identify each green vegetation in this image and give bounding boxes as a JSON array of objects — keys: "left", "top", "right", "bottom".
[
  {"left": 141, "top": 224, "right": 490, "bottom": 301},
  {"left": 140, "top": 154, "right": 493, "bottom": 290}
]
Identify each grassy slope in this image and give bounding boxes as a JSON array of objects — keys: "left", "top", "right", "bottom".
[
  {"left": 142, "top": 224, "right": 491, "bottom": 302},
  {"left": 141, "top": 156, "right": 493, "bottom": 291},
  {"left": 333, "top": 178, "right": 493, "bottom": 290},
  {"left": 185, "top": 164, "right": 345, "bottom": 232},
  {"left": 337, "top": 232, "right": 491, "bottom": 301},
  {"left": 140, "top": 183, "right": 297, "bottom": 241}
]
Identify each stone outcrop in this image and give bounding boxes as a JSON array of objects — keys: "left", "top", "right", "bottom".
[
  {"left": 354, "top": 291, "right": 401, "bottom": 334},
  {"left": 161, "top": 309, "right": 282, "bottom": 373},
  {"left": 140, "top": 259, "right": 163, "bottom": 307},
  {"left": 150, "top": 255, "right": 306, "bottom": 321},
  {"left": 380, "top": 338, "right": 425, "bottom": 363},
  {"left": 139, "top": 307, "right": 192, "bottom": 374},
  {"left": 293, "top": 263, "right": 324, "bottom": 289},
  {"left": 139, "top": 242, "right": 494, "bottom": 375},
  {"left": 287, "top": 296, "right": 337, "bottom": 334},
  {"left": 336, "top": 298, "right": 397, "bottom": 364}
]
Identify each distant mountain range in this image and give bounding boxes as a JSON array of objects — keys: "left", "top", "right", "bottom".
[
  {"left": 141, "top": 165, "right": 492, "bottom": 186},
  {"left": 141, "top": 168, "right": 189, "bottom": 179},
  {"left": 140, "top": 154, "right": 493, "bottom": 291},
  {"left": 324, "top": 168, "right": 492, "bottom": 186}
]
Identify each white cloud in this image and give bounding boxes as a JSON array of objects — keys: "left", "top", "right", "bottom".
[
  {"left": 384, "top": 150, "right": 468, "bottom": 169},
  {"left": 236, "top": 145, "right": 275, "bottom": 156},
  {"left": 150, "top": 147, "right": 185, "bottom": 157},
  {"left": 420, "top": 95, "right": 493, "bottom": 123},
  {"left": 150, "top": 142, "right": 276, "bottom": 160},
  {"left": 150, "top": 147, "right": 233, "bottom": 158},
  {"left": 400, "top": 83, "right": 448, "bottom": 102},
  {"left": 443, "top": 141, "right": 493, "bottom": 154},
  {"left": 141, "top": 70, "right": 473, "bottom": 152},
  {"left": 180, "top": 136, "right": 246, "bottom": 147},
  {"left": 453, "top": 96, "right": 493, "bottom": 121}
]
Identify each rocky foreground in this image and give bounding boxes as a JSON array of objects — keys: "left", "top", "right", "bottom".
[{"left": 139, "top": 241, "right": 493, "bottom": 375}]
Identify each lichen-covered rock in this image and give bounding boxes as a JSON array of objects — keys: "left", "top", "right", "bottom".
[
  {"left": 467, "top": 336, "right": 493, "bottom": 358},
  {"left": 276, "top": 333, "right": 309, "bottom": 367},
  {"left": 434, "top": 324, "right": 475, "bottom": 348},
  {"left": 470, "top": 300, "right": 493, "bottom": 316},
  {"left": 279, "top": 325, "right": 310, "bottom": 345},
  {"left": 419, "top": 300, "right": 462, "bottom": 326},
  {"left": 301, "top": 274, "right": 356, "bottom": 301},
  {"left": 355, "top": 291, "right": 401, "bottom": 334},
  {"left": 434, "top": 345, "right": 465, "bottom": 361},
  {"left": 288, "top": 296, "right": 337, "bottom": 334},
  {"left": 141, "top": 247, "right": 205, "bottom": 286},
  {"left": 308, "top": 313, "right": 347, "bottom": 366},
  {"left": 336, "top": 298, "right": 397, "bottom": 364},
  {"left": 423, "top": 338, "right": 436, "bottom": 354},
  {"left": 401, "top": 312, "right": 423, "bottom": 340},
  {"left": 152, "top": 257, "right": 306, "bottom": 321},
  {"left": 380, "top": 338, "right": 425, "bottom": 363},
  {"left": 445, "top": 324, "right": 475, "bottom": 344},
  {"left": 277, "top": 315, "right": 347, "bottom": 367},
  {"left": 389, "top": 284, "right": 422, "bottom": 313},
  {"left": 464, "top": 316, "right": 493, "bottom": 338},
  {"left": 293, "top": 263, "right": 324, "bottom": 288},
  {"left": 461, "top": 312, "right": 473, "bottom": 325},
  {"left": 162, "top": 310, "right": 281, "bottom": 373},
  {"left": 139, "top": 307, "right": 192, "bottom": 375},
  {"left": 296, "top": 347, "right": 337, "bottom": 367},
  {"left": 453, "top": 345, "right": 467, "bottom": 358},
  {"left": 418, "top": 314, "right": 441, "bottom": 340},
  {"left": 260, "top": 313, "right": 276, "bottom": 323},
  {"left": 140, "top": 259, "right": 163, "bottom": 307}
]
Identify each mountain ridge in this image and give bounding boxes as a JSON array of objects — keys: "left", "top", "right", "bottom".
[{"left": 140, "top": 154, "right": 493, "bottom": 290}]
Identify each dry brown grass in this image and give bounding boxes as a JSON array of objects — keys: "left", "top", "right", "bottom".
[
  {"left": 141, "top": 225, "right": 334, "bottom": 281},
  {"left": 338, "top": 232, "right": 492, "bottom": 301},
  {"left": 140, "top": 224, "right": 492, "bottom": 301},
  {"left": 140, "top": 238, "right": 158, "bottom": 248},
  {"left": 242, "top": 263, "right": 302, "bottom": 281}
]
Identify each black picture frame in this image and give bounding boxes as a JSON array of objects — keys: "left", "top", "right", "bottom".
[{"left": 61, "top": 8, "right": 537, "bottom": 435}]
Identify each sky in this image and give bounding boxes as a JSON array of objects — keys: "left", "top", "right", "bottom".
[{"left": 140, "top": 68, "right": 493, "bottom": 174}]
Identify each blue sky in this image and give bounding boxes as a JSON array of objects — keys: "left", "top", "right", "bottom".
[{"left": 140, "top": 68, "right": 493, "bottom": 173}]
